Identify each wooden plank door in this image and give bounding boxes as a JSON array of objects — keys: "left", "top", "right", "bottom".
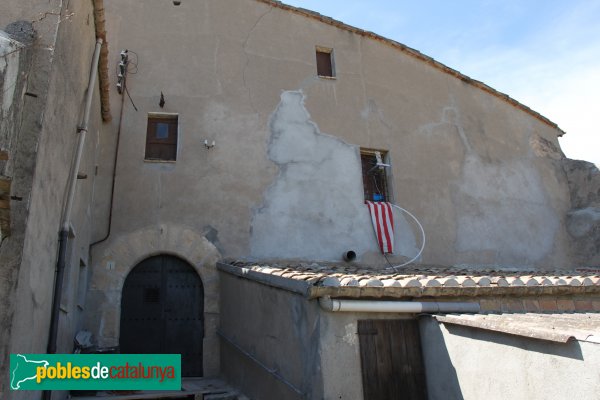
[
  {"left": 358, "top": 319, "right": 427, "bottom": 400},
  {"left": 120, "top": 255, "right": 204, "bottom": 376}
]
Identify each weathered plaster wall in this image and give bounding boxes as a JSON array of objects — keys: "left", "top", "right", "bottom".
[
  {"left": 94, "top": 0, "right": 571, "bottom": 273},
  {"left": 0, "top": 1, "right": 102, "bottom": 398},
  {"left": 219, "top": 271, "right": 323, "bottom": 399},
  {"left": 420, "top": 317, "right": 600, "bottom": 400},
  {"left": 251, "top": 90, "right": 417, "bottom": 262},
  {"left": 220, "top": 269, "right": 427, "bottom": 400},
  {"left": 318, "top": 309, "right": 420, "bottom": 399}
]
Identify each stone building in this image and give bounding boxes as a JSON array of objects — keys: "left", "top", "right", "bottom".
[
  {"left": 0, "top": 1, "right": 598, "bottom": 399},
  {"left": 0, "top": 1, "right": 106, "bottom": 398}
]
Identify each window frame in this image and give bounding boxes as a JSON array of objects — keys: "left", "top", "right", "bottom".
[
  {"left": 145, "top": 113, "right": 179, "bottom": 162},
  {"left": 315, "top": 46, "right": 336, "bottom": 79},
  {"left": 360, "top": 148, "right": 392, "bottom": 203}
]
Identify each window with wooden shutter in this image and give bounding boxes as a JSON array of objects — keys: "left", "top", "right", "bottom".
[
  {"left": 145, "top": 114, "right": 178, "bottom": 161},
  {"left": 316, "top": 46, "right": 335, "bottom": 78}
]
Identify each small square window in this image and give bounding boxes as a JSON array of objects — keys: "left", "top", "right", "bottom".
[
  {"left": 361, "top": 149, "right": 390, "bottom": 202},
  {"left": 316, "top": 46, "right": 335, "bottom": 78},
  {"left": 155, "top": 123, "right": 169, "bottom": 139},
  {"left": 145, "top": 114, "right": 178, "bottom": 161}
]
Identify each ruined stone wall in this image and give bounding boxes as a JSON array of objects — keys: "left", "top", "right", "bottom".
[
  {"left": 0, "top": 24, "right": 35, "bottom": 397},
  {"left": 563, "top": 158, "right": 600, "bottom": 266},
  {"left": 0, "top": 1, "right": 102, "bottom": 398}
]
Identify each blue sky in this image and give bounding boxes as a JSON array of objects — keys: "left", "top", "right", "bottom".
[{"left": 284, "top": 0, "right": 600, "bottom": 166}]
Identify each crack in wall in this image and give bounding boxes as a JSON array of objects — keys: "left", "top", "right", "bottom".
[{"left": 241, "top": 7, "right": 273, "bottom": 116}]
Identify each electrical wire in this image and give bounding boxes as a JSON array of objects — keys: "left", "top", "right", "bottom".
[
  {"left": 383, "top": 253, "right": 394, "bottom": 269},
  {"left": 126, "top": 50, "right": 139, "bottom": 74},
  {"left": 124, "top": 83, "right": 138, "bottom": 112},
  {"left": 385, "top": 204, "right": 427, "bottom": 270}
]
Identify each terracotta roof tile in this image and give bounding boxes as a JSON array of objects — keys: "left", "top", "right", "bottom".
[{"left": 221, "top": 261, "right": 600, "bottom": 298}]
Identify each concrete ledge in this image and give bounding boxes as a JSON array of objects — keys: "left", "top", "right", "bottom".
[{"left": 217, "top": 262, "right": 311, "bottom": 297}]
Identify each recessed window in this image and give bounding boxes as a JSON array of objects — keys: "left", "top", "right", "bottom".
[
  {"left": 361, "top": 149, "right": 390, "bottom": 202},
  {"left": 145, "top": 114, "right": 178, "bottom": 161},
  {"left": 76, "top": 259, "right": 88, "bottom": 310},
  {"left": 316, "top": 46, "right": 335, "bottom": 78}
]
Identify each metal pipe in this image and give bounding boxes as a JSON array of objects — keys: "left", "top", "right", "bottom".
[
  {"left": 343, "top": 250, "right": 356, "bottom": 262},
  {"left": 89, "top": 48, "right": 127, "bottom": 248},
  {"left": 318, "top": 296, "right": 480, "bottom": 313},
  {"left": 47, "top": 38, "right": 103, "bottom": 358},
  {"left": 61, "top": 38, "right": 103, "bottom": 231},
  {"left": 46, "top": 230, "right": 68, "bottom": 355}
]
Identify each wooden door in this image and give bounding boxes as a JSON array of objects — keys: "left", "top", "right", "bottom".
[
  {"left": 358, "top": 319, "right": 427, "bottom": 400},
  {"left": 120, "top": 255, "right": 204, "bottom": 376}
]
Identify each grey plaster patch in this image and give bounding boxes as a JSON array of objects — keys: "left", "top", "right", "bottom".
[
  {"left": 567, "top": 207, "right": 600, "bottom": 238},
  {"left": 203, "top": 224, "right": 223, "bottom": 253},
  {"left": 250, "top": 90, "right": 416, "bottom": 262},
  {"left": 0, "top": 33, "right": 22, "bottom": 118},
  {"left": 5, "top": 21, "right": 35, "bottom": 44},
  {"left": 454, "top": 154, "right": 559, "bottom": 264}
]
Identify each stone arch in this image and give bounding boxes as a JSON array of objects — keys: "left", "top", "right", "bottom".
[{"left": 86, "top": 224, "right": 221, "bottom": 376}]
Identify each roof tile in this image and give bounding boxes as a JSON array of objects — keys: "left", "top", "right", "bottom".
[{"left": 221, "top": 261, "right": 600, "bottom": 297}]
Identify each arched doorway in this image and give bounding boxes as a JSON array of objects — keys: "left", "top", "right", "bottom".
[{"left": 120, "top": 255, "right": 204, "bottom": 376}]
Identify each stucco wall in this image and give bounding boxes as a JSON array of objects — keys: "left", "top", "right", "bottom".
[
  {"left": 420, "top": 316, "right": 600, "bottom": 400},
  {"left": 219, "top": 271, "right": 323, "bottom": 399},
  {"left": 319, "top": 308, "right": 423, "bottom": 399},
  {"left": 0, "top": 1, "right": 102, "bottom": 398},
  {"left": 219, "top": 269, "right": 428, "bottom": 400},
  {"left": 93, "top": 0, "right": 571, "bottom": 272},
  {"left": 251, "top": 90, "right": 418, "bottom": 262}
]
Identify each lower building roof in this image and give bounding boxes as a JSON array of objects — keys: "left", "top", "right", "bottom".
[
  {"left": 218, "top": 261, "right": 600, "bottom": 299},
  {"left": 434, "top": 312, "right": 600, "bottom": 343}
]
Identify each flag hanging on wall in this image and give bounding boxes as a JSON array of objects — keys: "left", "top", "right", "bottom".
[{"left": 366, "top": 201, "right": 395, "bottom": 254}]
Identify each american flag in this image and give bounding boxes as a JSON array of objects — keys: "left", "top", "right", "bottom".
[{"left": 366, "top": 201, "right": 395, "bottom": 254}]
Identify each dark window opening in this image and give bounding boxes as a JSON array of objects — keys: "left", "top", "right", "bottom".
[
  {"left": 145, "top": 114, "right": 178, "bottom": 161},
  {"left": 361, "top": 149, "right": 390, "bottom": 202},
  {"left": 316, "top": 47, "right": 334, "bottom": 77}
]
